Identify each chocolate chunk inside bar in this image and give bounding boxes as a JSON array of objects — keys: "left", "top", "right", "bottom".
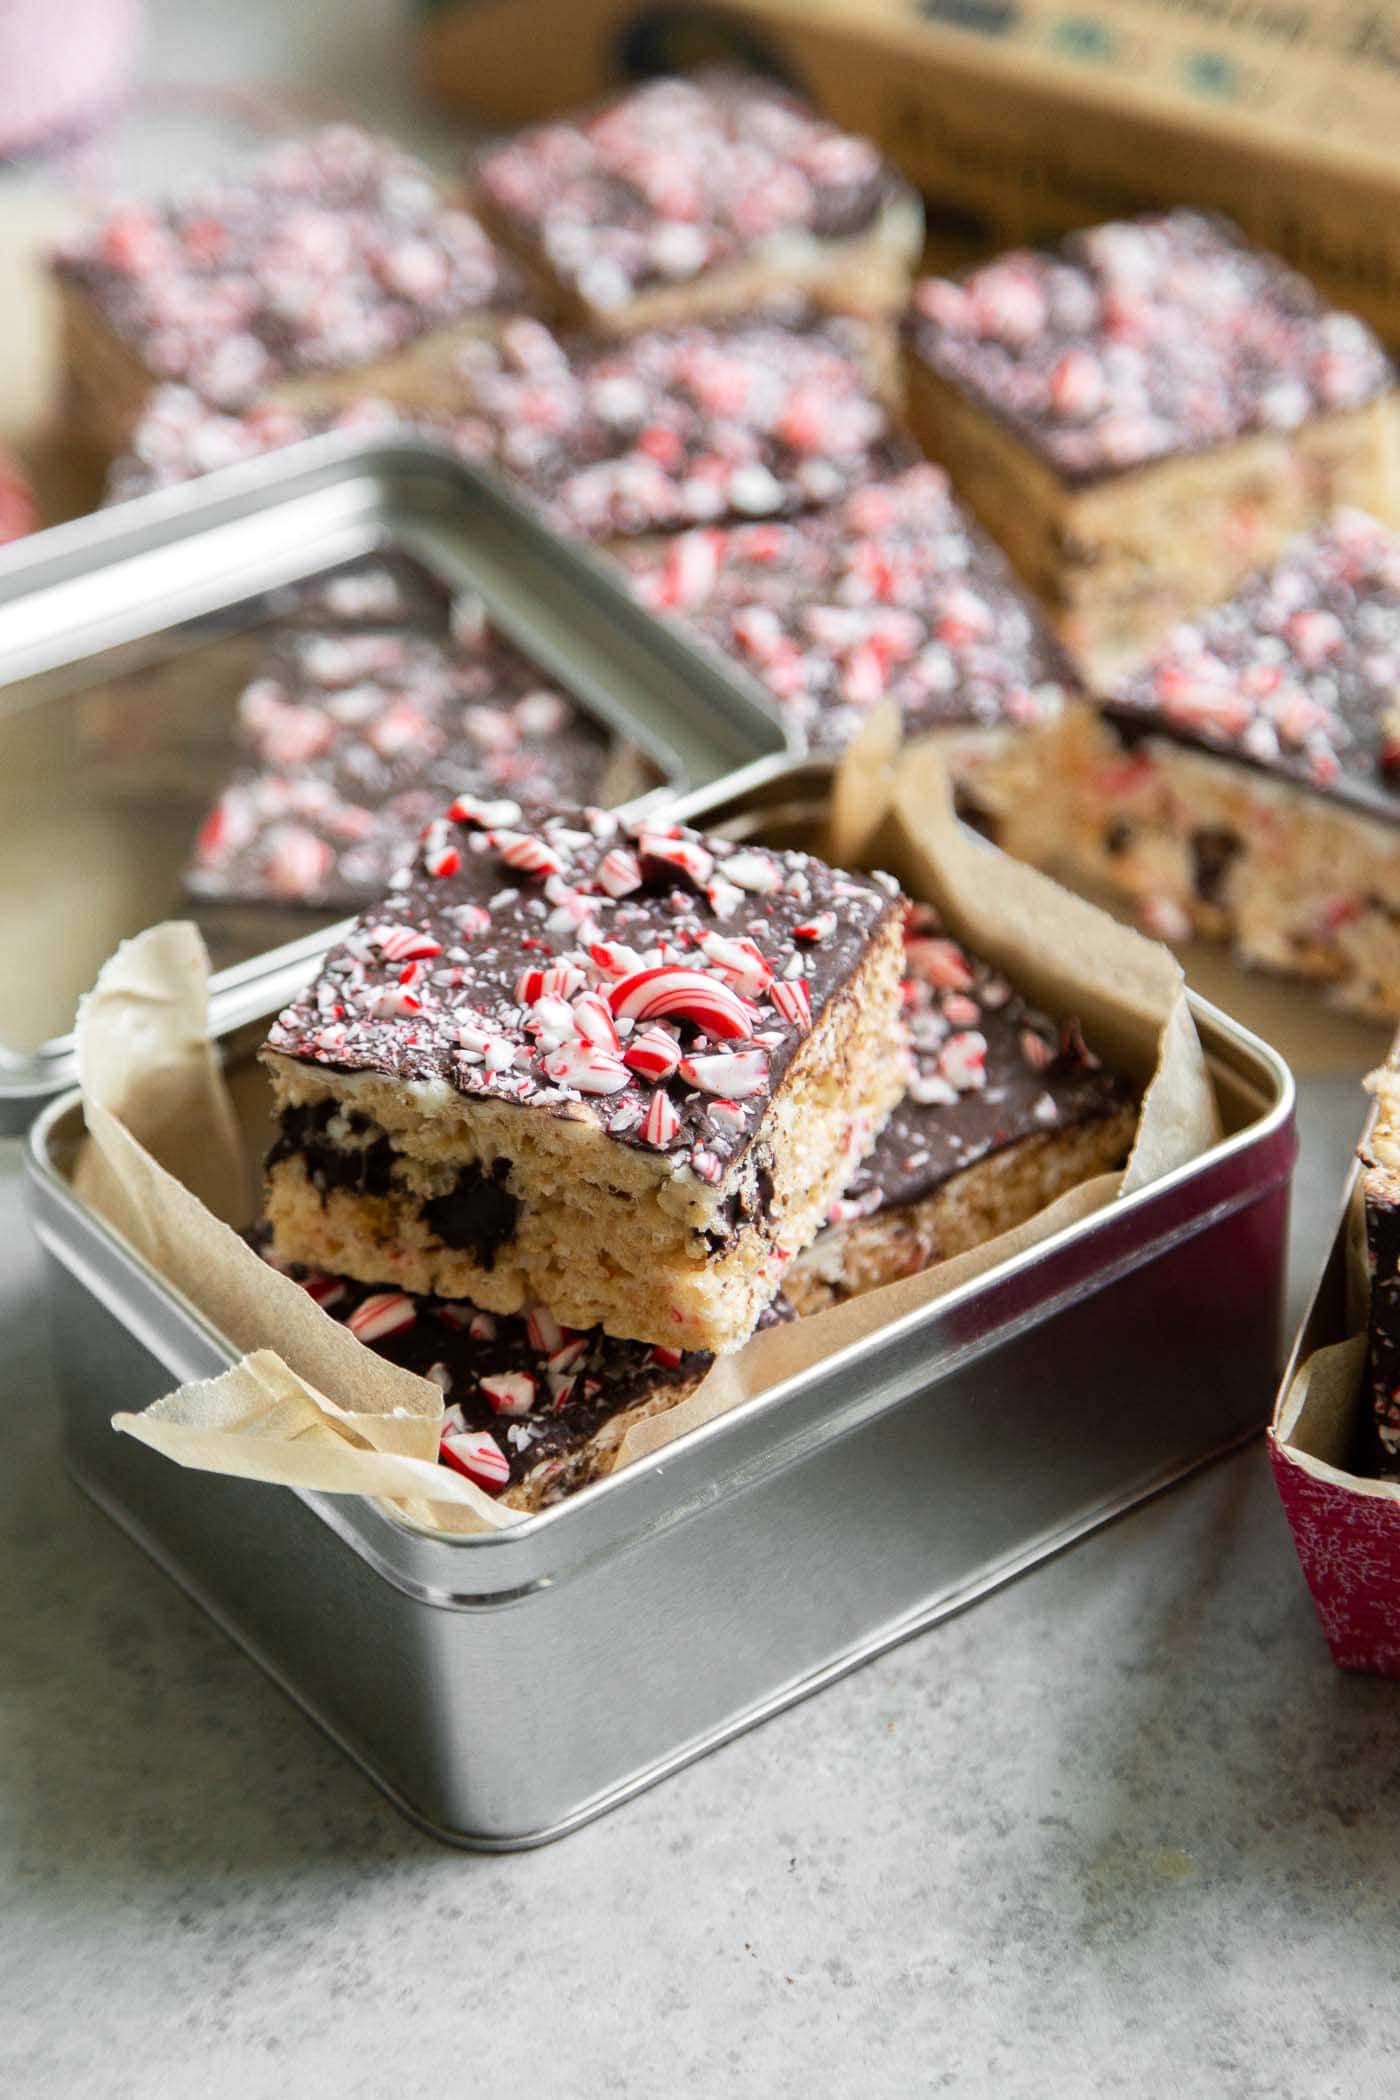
[
  {"left": 53, "top": 125, "right": 527, "bottom": 458},
  {"left": 622, "top": 464, "right": 1071, "bottom": 780},
  {"left": 261, "top": 805, "right": 907, "bottom": 1352},
  {"left": 786, "top": 904, "right": 1136, "bottom": 1312},
  {"left": 1010, "top": 512, "right": 1400, "bottom": 1018},
  {"left": 187, "top": 609, "right": 625, "bottom": 909},
  {"left": 473, "top": 70, "right": 921, "bottom": 334},
  {"left": 905, "top": 211, "right": 1396, "bottom": 676}
]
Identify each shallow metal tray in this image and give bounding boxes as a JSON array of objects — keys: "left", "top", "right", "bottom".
[
  {"left": 0, "top": 434, "right": 789, "bottom": 1128},
  {"left": 25, "top": 805, "right": 1297, "bottom": 1847}
]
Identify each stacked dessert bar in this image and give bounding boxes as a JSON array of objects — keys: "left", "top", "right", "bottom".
[{"left": 256, "top": 803, "right": 1135, "bottom": 1502}]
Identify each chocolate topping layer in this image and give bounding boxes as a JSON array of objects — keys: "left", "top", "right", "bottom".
[
  {"left": 263, "top": 803, "right": 903, "bottom": 1181},
  {"left": 109, "top": 309, "right": 911, "bottom": 536},
  {"left": 908, "top": 211, "right": 1392, "bottom": 486},
  {"left": 475, "top": 71, "right": 895, "bottom": 310},
  {"left": 624, "top": 465, "right": 1071, "bottom": 758},
  {"left": 1106, "top": 511, "right": 1400, "bottom": 825},
  {"left": 840, "top": 903, "right": 1134, "bottom": 1218},
  {"left": 55, "top": 125, "right": 523, "bottom": 408},
  {"left": 188, "top": 608, "right": 613, "bottom": 908}
]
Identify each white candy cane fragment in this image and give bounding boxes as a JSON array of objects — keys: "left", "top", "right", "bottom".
[
  {"left": 492, "top": 829, "right": 565, "bottom": 879},
  {"left": 768, "top": 978, "right": 811, "bottom": 1028},
  {"left": 588, "top": 938, "right": 648, "bottom": 980},
  {"left": 526, "top": 1305, "right": 566, "bottom": 1354},
  {"left": 481, "top": 1371, "right": 537, "bottom": 1416},
  {"left": 422, "top": 836, "right": 461, "bottom": 879},
  {"left": 449, "top": 794, "right": 521, "bottom": 829},
  {"left": 368, "top": 924, "right": 442, "bottom": 963},
  {"left": 347, "top": 1292, "right": 416, "bottom": 1343},
  {"left": 608, "top": 966, "right": 753, "bottom": 1040},
  {"left": 793, "top": 911, "right": 836, "bottom": 942},
  {"left": 369, "top": 985, "right": 422, "bottom": 1020},
  {"left": 678, "top": 1049, "right": 769, "bottom": 1098},
  {"left": 597, "top": 847, "right": 643, "bottom": 897},
  {"left": 698, "top": 932, "right": 773, "bottom": 994},
  {"left": 623, "top": 1026, "right": 681, "bottom": 1079},
  {"left": 641, "top": 1088, "right": 681, "bottom": 1147},
  {"left": 1020, "top": 1028, "right": 1055, "bottom": 1071},
  {"left": 939, "top": 1030, "right": 988, "bottom": 1092},
  {"left": 299, "top": 1272, "right": 347, "bottom": 1311},
  {"left": 720, "top": 850, "right": 782, "bottom": 894},
  {"left": 543, "top": 1042, "right": 630, "bottom": 1094},
  {"left": 571, "top": 991, "right": 621, "bottom": 1051},
  {"left": 440, "top": 1428, "right": 511, "bottom": 1491},
  {"left": 637, "top": 831, "right": 715, "bottom": 887}
]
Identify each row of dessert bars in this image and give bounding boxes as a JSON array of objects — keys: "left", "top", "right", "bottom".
[
  {"left": 53, "top": 80, "right": 1151, "bottom": 1504},
  {"left": 57, "top": 73, "right": 1400, "bottom": 1015}
]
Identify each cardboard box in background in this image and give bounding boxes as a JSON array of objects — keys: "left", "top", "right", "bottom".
[{"left": 416, "top": 0, "right": 1400, "bottom": 340}]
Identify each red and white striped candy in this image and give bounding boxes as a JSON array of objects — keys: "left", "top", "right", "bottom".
[
  {"left": 939, "top": 1030, "right": 988, "bottom": 1092},
  {"left": 299, "top": 1272, "right": 347, "bottom": 1311},
  {"left": 439, "top": 1402, "right": 466, "bottom": 1434},
  {"left": 480, "top": 1371, "right": 536, "bottom": 1417},
  {"left": 572, "top": 991, "right": 621, "bottom": 1051},
  {"left": 548, "top": 1337, "right": 588, "bottom": 1376},
  {"left": 468, "top": 1311, "right": 498, "bottom": 1342},
  {"left": 719, "top": 850, "right": 782, "bottom": 894},
  {"left": 543, "top": 1042, "right": 630, "bottom": 1094},
  {"left": 707, "top": 1100, "right": 747, "bottom": 1132},
  {"left": 264, "top": 827, "right": 333, "bottom": 898},
  {"left": 698, "top": 932, "right": 773, "bottom": 994},
  {"left": 769, "top": 978, "right": 811, "bottom": 1028},
  {"left": 370, "top": 985, "right": 422, "bottom": 1020},
  {"left": 608, "top": 967, "right": 752, "bottom": 1040},
  {"left": 705, "top": 876, "right": 744, "bottom": 921},
  {"left": 588, "top": 938, "right": 647, "bottom": 980},
  {"left": 623, "top": 1027, "right": 681, "bottom": 1080},
  {"left": 441, "top": 1428, "right": 511, "bottom": 1492},
  {"left": 637, "top": 832, "right": 715, "bottom": 887},
  {"left": 1020, "top": 1029, "right": 1054, "bottom": 1071},
  {"left": 943, "top": 993, "right": 981, "bottom": 1029},
  {"left": 423, "top": 838, "right": 461, "bottom": 879},
  {"left": 597, "top": 847, "right": 643, "bottom": 898},
  {"left": 368, "top": 924, "right": 442, "bottom": 963},
  {"left": 642, "top": 1088, "right": 681, "bottom": 1147},
  {"left": 449, "top": 793, "right": 521, "bottom": 829},
  {"left": 447, "top": 905, "right": 490, "bottom": 940},
  {"left": 492, "top": 829, "right": 564, "bottom": 879},
  {"left": 347, "top": 1291, "right": 416, "bottom": 1344},
  {"left": 793, "top": 911, "right": 836, "bottom": 942},
  {"left": 678, "top": 1049, "right": 769, "bottom": 1098},
  {"left": 905, "top": 937, "right": 974, "bottom": 990},
  {"left": 650, "top": 1343, "right": 686, "bottom": 1370},
  {"left": 689, "top": 1148, "right": 724, "bottom": 1184},
  {"left": 526, "top": 1305, "right": 566, "bottom": 1354}
]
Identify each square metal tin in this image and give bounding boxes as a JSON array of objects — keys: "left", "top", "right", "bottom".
[
  {"left": 26, "top": 921, "right": 1296, "bottom": 1848},
  {"left": 0, "top": 433, "right": 789, "bottom": 1127}
]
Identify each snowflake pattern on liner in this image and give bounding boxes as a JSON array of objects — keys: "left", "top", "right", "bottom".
[{"left": 1270, "top": 1434, "right": 1400, "bottom": 1675}]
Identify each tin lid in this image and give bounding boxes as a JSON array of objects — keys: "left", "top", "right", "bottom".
[{"left": 0, "top": 434, "right": 790, "bottom": 1127}]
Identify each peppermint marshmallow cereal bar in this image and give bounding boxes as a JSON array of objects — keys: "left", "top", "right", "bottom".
[
  {"left": 53, "top": 126, "right": 527, "bottom": 459},
  {"left": 108, "top": 311, "right": 909, "bottom": 541},
  {"left": 261, "top": 805, "right": 907, "bottom": 1353},
  {"left": 787, "top": 904, "right": 1136, "bottom": 1313},
  {"left": 905, "top": 212, "right": 1396, "bottom": 680},
  {"left": 187, "top": 612, "right": 620, "bottom": 910},
  {"left": 472, "top": 71, "right": 922, "bottom": 335},
  {"left": 622, "top": 464, "right": 1072, "bottom": 804},
  {"left": 1008, "top": 513, "right": 1400, "bottom": 1018}
]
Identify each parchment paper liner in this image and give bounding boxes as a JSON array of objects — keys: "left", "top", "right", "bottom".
[{"left": 79, "top": 720, "right": 1221, "bottom": 1535}]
